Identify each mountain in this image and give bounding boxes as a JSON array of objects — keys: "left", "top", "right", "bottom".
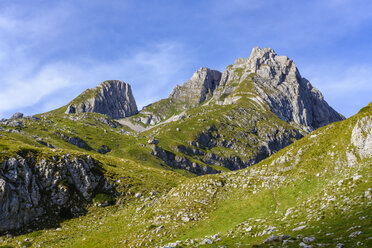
[
  {"left": 0, "top": 47, "right": 366, "bottom": 248},
  {"left": 1, "top": 100, "right": 369, "bottom": 247},
  {"left": 126, "top": 47, "right": 345, "bottom": 175},
  {"left": 128, "top": 47, "right": 344, "bottom": 132},
  {"left": 212, "top": 47, "right": 345, "bottom": 132},
  {"left": 64, "top": 80, "right": 138, "bottom": 119},
  {"left": 107, "top": 101, "right": 370, "bottom": 248}
]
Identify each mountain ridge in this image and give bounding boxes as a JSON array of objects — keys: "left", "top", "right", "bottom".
[
  {"left": 125, "top": 47, "right": 344, "bottom": 133},
  {"left": 0, "top": 47, "right": 368, "bottom": 248}
]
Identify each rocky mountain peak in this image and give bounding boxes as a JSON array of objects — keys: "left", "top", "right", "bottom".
[
  {"left": 234, "top": 47, "right": 277, "bottom": 66},
  {"left": 169, "top": 67, "right": 222, "bottom": 107},
  {"left": 214, "top": 47, "right": 345, "bottom": 131},
  {"left": 65, "top": 80, "right": 138, "bottom": 119}
]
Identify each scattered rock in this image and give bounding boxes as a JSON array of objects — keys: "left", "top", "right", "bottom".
[
  {"left": 148, "top": 138, "right": 159, "bottom": 145},
  {"left": 97, "top": 145, "right": 111, "bottom": 154},
  {"left": 292, "top": 225, "right": 307, "bottom": 231},
  {"left": 303, "top": 236, "right": 315, "bottom": 243},
  {"left": 200, "top": 238, "right": 213, "bottom": 245},
  {"left": 299, "top": 242, "right": 312, "bottom": 248},
  {"left": 135, "top": 193, "right": 142, "bottom": 198},
  {"left": 349, "top": 231, "right": 362, "bottom": 237}
]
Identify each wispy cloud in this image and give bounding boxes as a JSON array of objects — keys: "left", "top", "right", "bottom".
[
  {"left": 0, "top": 0, "right": 371, "bottom": 119},
  {"left": 0, "top": 41, "right": 192, "bottom": 118},
  {"left": 0, "top": 2, "right": 193, "bottom": 118}
]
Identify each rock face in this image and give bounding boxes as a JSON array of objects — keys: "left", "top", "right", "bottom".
[
  {"left": 213, "top": 47, "right": 345, "bottom": 131},
  {"left": 65, "top": 80, "right": 138, "bottom": 119},
  {"left": 130, "top": 68, "right": 221, "bottom": 126},
  {"left": 136, "top": 47, "right": 345, "bottom": 175},
  {"left": 170, "top": 67, "right": 222, "bottom": 107},
  {"left": 0, "top": 154, "right": 109, "bottom": 233},
  {"left": 10, "top": 113, "right": 24, "bottom": 119},
  {"left": 150, "top": 145, "right": 218, "bottom": 175},
  {"left": 130, "top": 47, "right": 343, "bottom": 133},
  {"left": 351, "top": 116, "right": 372, "bottom": 159}
]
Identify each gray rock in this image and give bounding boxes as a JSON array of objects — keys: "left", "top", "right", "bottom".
[
  {"left": 213, "top": 47, "right": 345, "bottom": 132},
  {"left": 7, "top": 120, "right": 22, "bottom": 127},
  {"left": 55, "top": 132, "right": 92, "bottom": 150},
  {"left": 65, "top": 80, "right": 138, "bottom": 119},
  {"left": 147, "top": 138, "right": 159, "bottom": 145},
  {"left": 11, "top": 112, "right": 23, "bottom": 119},
  {"left": 152, "top": 225, "right": 163, "bottom": 234},
  {"left": 292, "top": 225, "right": 307, "bottom": 231},
  {"left": 150, "top": 145, "right": 219, "bottom": 175},
  {"left": 303, "top": 236, "right": 316, "bottom": 243},
  {"left": 265, "top": 235, "right": 281, "bottom": 243},
  {"left": 351, "top": 116, "right": 372, "bottom": 159},
  {"left": 134, "top": 192, "right": 142, "bottom": 198},
  {"left": 349, "top": 231, "right": 362, "bottom": 237},
  {"left": 0, "top": 154, "right": 108, "bottom": 232},
  {"left": 36, "top": 138, "right": 55, "bottom": 148},
  {"left": 299, "top": 242, "right": 312, "bottom": 248},
  {"left": 170, "top": 67, "right": 222, "bottom": 107},
  {"left": 200, "top": 238, "right": 213, "bottom": 245},
  {"left": 97, "top": 145, "right": 111, "bottom": 154}
]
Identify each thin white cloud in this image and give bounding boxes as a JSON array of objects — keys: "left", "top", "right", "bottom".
[
  {"left": 0, "top": 2, "right": 193, "bottom": 117},
  {"left": 0, "top": 41, "right": 192, "bottom": 118}
]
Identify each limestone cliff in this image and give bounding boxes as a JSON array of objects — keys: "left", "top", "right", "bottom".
[
  {"left": 213, "top": 47, "right": 345, "bottom": 131},
  {"left": 0, "top": 154, "right": 110, "bottom": 233},
  {"left": 65, "top": 80, "right": 138, "bottom": 119},
  {"left": 169, "top": 67, "right": 222, "bottom": 107}
]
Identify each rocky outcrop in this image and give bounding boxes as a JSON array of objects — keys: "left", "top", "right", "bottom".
[
  {"left": 54, "top": 132, "right": 92, "bottom": 151},
  {"left": 130, "top": 68, "right": 222, "bottom": 126},
  {"left": 0, "top": 154, "right": 110, "bottom": 233},
  {"left": 10, "top": 113, "right": 24, "bottom": 119},
  {"left": 150, "top": 145, "right": 219, "bottom": 175},
  {"left": 170, "top": 67, "right": 222, "bottom": 107},
  {"left": 213, "top": 47, "right": 345, "bottom": 131},
  {"left": 174, "top": 122, "right": 303, "bottom": 172},
  {"left": 351, "top": 116, "right": 372, "bottom": 159},
  {"left": 65, "top": 80, "right": 138, "bottom": 119},
  {"left": 131, "top": 47, "right": 343, "bottom": 132}
]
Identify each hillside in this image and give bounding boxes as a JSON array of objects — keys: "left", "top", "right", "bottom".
[
  {"left": 0, "top": 47, "right": 367, "bottom": 248},
  {"left": 125, "top": 47, "right": 345, "bottom": 176},
  {"left": 1, "top": 102, "right": 369, "bottom": 247}
]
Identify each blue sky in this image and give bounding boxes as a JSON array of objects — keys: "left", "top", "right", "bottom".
[{"left": 0, "top": 0, "right": 371, "bottom": 119}]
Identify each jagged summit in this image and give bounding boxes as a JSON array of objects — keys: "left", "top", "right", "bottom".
[
  {"left": 59, "top": 47, "right": 343, "bottom": 133},
  {"left": 169, "top": 67, "right": 222, "bottom": 107},
  {"left": 125, "top": 47, "right": 344, "bottom": 132},
  {"left": 213, "top": 46, "right": 345, "bottom": 131},
  {"left": 65, "top": 80, "right": 138, "bottom": 119}
]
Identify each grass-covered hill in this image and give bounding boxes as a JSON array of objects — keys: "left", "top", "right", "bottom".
[
  {"left": 119, "top": 47, "right": 344, "bottom": 177},
  {"left": 0, "top": 99, "right": 370, "bottom": 247},
  {"left": 0, "top": 47, "right": 366, "bottom": 247}
]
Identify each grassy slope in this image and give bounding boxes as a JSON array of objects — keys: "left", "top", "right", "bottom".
[
  {"left": 143, "top": 102, "right": 370, "bottom": 247},
  {"left": 143, "top": 74, "right": 303, "bottom": 172},
  {"left": 0, "top": 119, "right": 187, "bottom": 247},
  {"left": 0, "top": 112, "right": 197, "bottom": 178},
  {"left": 2, "top": 105, "right": 369, "bottom": 247}
]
